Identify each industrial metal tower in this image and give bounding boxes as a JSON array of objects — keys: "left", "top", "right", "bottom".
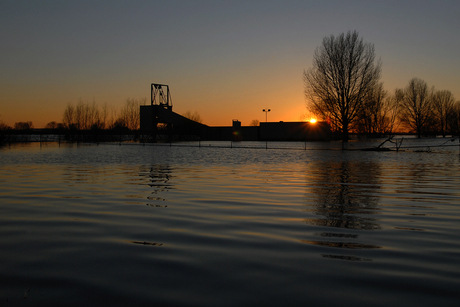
[{"left": 151, "top": 83, "right": 172, "bottom": 110}]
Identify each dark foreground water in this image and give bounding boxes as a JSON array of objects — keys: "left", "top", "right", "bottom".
[{"left": 1, "top": 139, "right": 459, "bottom": 306}]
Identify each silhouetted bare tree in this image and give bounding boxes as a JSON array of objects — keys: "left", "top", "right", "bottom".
[
  {"left": 448, "top": 101, "right": 460, "bottom": 135},
  {"left": 62, "top": 103, "right": 75, "bottom": 129},
  {"left": 355, "top": 83, "right": 385, "bottom": 135},
  {"left": 355, "top": 83, "right": 400, "bottom": 136},
  {"left": 432, "top": 90, "right": 455, "bottom": 137},
  {"left": 14, "top": 121, "right": 34, "bottom": 130},
  {"left": 250, "top": 119, "right": 260, "bottom": 126},
  {"left": 0, "top": 117, "right": 11, "bottom": 131},
  {"left": 101, "top": 102, "right": 109, "bottom": 129},
  {"left": 398, "top": 78, "right": 433, "bottom": 138},
  {"left": 182, "top": 111, "right": 203, "bottom": 123},
  {"left": 304, "top": 30, "right": 381, "bottom": 142},
  {"left": 87, "top": 100, "right": 100, "bottom": 130},
  {"left": 74, "top": 101, "right": 85, "bottom": 130},
  {"left": 118, "top": 98, "right": 144, "bottom": 130},
  {"left": 63, "top": 100, "right": 109, "bottom": 130},
  {"left": 45, "top": 121, "right": 58, "bottom": 129},
  {"left": 0, "top": 117, "right": 9, "bottom": 143}
]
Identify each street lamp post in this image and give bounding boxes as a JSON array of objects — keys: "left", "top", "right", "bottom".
[{"left": 262, "top": 108, "right": 271, "bottom": 122}]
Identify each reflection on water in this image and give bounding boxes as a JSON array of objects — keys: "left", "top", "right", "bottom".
[
  {"left": 131, "top": 241, "right": 163, "bottom": 246},
  {"left": 142, "top": 165, "right": 173, "bottom": 206},
  {"left": 1, "top": 142, "right": 460, "bottom": 306},
  {"left": 301, "top": 239, "right": 381, "bottom": 249},
  {"left": 321, "top": 254, "right": 372, "bottom": 261},
  {"left": 303, "top": 155, "right": 383, "bottom": 262},
  {"left": 306, "top": 158, "right": 381, "bottom": 230}
]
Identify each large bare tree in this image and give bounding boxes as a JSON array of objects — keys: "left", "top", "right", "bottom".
[
  {"left": 398, "top": 78, "right": 433, "bottom": 138},
  {"left": 354, "top": 84, "right": 401, "bottom": 136},
  {"left": 304, "top": 30, "right": 381, "bottom": 142},
  {"left": 432, "top": 90, "right": 455, "bottom": 137}
]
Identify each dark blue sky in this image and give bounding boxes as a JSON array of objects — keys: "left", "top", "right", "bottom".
[{"left": 1, "top": 0, "right": 459, "bottom": 127}]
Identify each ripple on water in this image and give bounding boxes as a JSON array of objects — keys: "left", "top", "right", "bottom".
[{"left": 0, "top": 141, "right": 460, "bottom": 306}]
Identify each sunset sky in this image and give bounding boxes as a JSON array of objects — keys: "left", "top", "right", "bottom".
[{"left": 1, "top": 0, "right": 459, "bottom": 128}]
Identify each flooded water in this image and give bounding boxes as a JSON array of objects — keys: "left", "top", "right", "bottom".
[{"left": 1, "top": 139, "right": 459, "bottom": 306}]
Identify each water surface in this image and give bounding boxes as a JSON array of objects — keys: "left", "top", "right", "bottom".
[{"left": 1, "top": 140, "right": 459, "bottom": 306}]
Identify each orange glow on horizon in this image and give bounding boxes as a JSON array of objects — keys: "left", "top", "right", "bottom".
[{"left": 310, "top": 119, "right": 317, "bottom": 124}]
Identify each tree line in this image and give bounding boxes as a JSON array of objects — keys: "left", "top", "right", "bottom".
[
  {"left": 0, "top": 98, "right": 146, "bottom": 132},
  {"left": 0, "top": 99, "right": 206, "bottom": 134},
  {"left": 61, "top": 98, "right": 144, "bottom": 131},
  {"left": 304, "top": 30, "right": 460, "bottom": 140}
]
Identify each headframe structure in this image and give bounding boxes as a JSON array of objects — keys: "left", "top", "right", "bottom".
[
  {"left": 142, "top": 83, "right": 204, "bottom": 141},
  {"left": 151, "top": 83, "right": 172, "bottom": 110}
]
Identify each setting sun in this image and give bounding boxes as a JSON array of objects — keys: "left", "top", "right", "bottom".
[{"left": 310, "top": 119, "right": 317, "bottom": 124}]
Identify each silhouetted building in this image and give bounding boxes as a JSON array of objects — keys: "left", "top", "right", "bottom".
[
  {"left": 140, "top": 83, "right": 331, "bottom": 141},
  {"left": 140, "top": 109, "right": 330, "bottom": 141},
  {"left": 259, "top": 121, "right": 330, "bottom": 141}
]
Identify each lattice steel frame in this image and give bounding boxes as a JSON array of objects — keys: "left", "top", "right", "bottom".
[{"left": 151, "top": 83, "right": 172, "bottom": 109}]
